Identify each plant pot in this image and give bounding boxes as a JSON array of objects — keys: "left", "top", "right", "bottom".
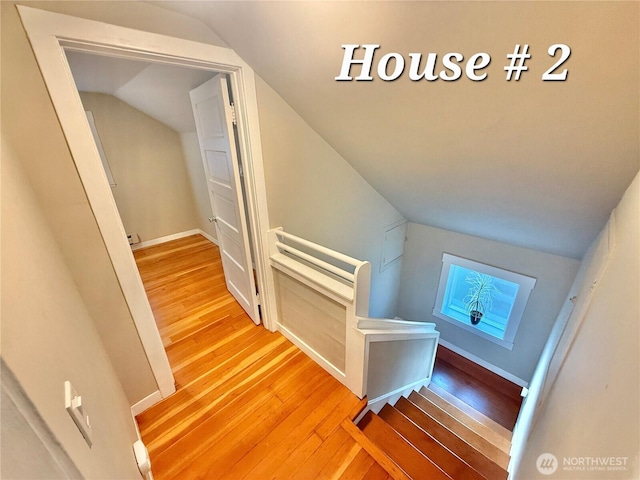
[{"left": 470, "top": 310, "right": 483, "bottom": 325}]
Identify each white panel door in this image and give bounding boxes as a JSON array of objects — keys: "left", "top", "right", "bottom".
[{"left": 190, "top": 75, "right": 260, "bottom": 324}]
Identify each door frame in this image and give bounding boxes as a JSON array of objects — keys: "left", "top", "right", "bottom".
[{"left": 17, "top": 5, "right": 278, "bottom": 399}]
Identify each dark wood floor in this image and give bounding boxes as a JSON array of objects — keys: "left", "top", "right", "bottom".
[
  {"left": 133, "top": 235, "right": 390, "bottom": 480},
  {"left": 431, "top": 346, "right": 523, "bottom": 431}
]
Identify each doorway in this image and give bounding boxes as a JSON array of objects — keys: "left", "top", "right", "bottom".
[
  {"left": 65, "top": 50, "right": 263, "bottom": 385},
  {"left": 18, "top": 5, "right": 277, "bottom": 400}
]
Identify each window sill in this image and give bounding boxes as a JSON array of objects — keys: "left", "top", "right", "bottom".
[{"left": 432, "top": 309, "right": 515, "bottom": 350}]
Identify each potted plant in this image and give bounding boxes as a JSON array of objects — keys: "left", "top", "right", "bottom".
[{"left": 464, "top": 272, "right": 500, "bottom": 325}]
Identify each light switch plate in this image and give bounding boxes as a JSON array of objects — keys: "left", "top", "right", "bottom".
[{"left": 64, "top": 381, "right": 92, "bottom": 447}]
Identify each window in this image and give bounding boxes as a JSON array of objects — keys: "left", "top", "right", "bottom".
[{"left": 433, "top": 253, "right": 536, "bottom": 349}]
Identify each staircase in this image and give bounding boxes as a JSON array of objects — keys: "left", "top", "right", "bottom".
[
  {"left": 352, "top": 383, "right": 512, "bottom": 480},
  {"left": 268, "top": 230, "right": 513, "bottom": 479}
]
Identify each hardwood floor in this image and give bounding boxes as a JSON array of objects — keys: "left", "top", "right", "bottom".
[
  {"left": 431, "top": 346, "right": 523, "bottom": 431},
  {"left": 134, "top": 235, "right": 390, "bottom": 480}
]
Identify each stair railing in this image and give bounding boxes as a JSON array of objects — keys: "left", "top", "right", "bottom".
[{"left": 268, "top": 228, "right": 439, "bottom": 405}]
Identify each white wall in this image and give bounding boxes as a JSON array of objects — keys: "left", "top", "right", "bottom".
[
  {"left": 255, "top": 76, "right": 406, "bottom": 318},
  {"left": 19, "top": 0, "right": 228, "bottom": 47},
  {"left": 80, "top": 92, "right": 199, "bottom": 242},
  {"left": 516, "top": 172, "right": 639, "bottom": 479},
  {"left": 0, "top": 3, "right": 233, "bottom": 475},
  {"left": 181, "top": 131, "right": 218, "bottom": 242},
  {"left": 397, "top": 223, "right": 580, "bottom": 382},
  {"left": 2, "top": 2, "right": 157, "bottom": 405},
  {"left": 1, "top": 139, "right": 142, "bottom": 479},
  {"left": 1, "top": 373, "right": 80, "bottom": 479},
  {"left": 508, "top": 207, "right": 614, "bottom": 476}
]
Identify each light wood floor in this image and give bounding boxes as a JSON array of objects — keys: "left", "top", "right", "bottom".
[{"left": 134, "top": 235, "right": 390, "bottom": 480}]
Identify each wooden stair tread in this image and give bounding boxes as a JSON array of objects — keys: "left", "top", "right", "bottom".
[
  {"left": 426, "top": 383, "right": 513, "bottom": 440},
  {"left": 342, "top": 418, "right": 411, "bottom": 480},
  {"left": 362, "top": 462, "right": 393, "bottom": 480},
  {"left": 398, "top": 392, "right": 509, "bottom": 469},
  {"left": 408, "top": 391, "right": 510, "bottom": 468},
  {"left": 337, "top": 448, "right": 376, "bottom": 479},
  {"left": 421, "top": 385, "right": 512, "bottom": 449},
  {"left": 378, "top": 405, "right": 485, "bottom": 480},
  {"left": 358, "top": 412, "right": 452, "bottom": 480},
  {"left": 395, "top": 397, "right": 509, "bottom": 479}
]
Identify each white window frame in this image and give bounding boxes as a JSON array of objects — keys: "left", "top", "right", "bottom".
[{"left": 433, "top": 253, "right": 536, "bottom": 350}]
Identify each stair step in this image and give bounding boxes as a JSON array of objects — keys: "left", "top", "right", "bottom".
[
  {"left": 425, "top": 383, "right": 513, "bottom": 441},
  {"left": 378, "top": 405, "right": 485, "bottom": 480},
  {"left": 395, "top": 396, "right": 509, "bottom": 479},
  {"left": 341, "top": 418, "right": 410, "bottom": 480},
  {"left": 408, "top": 391, "right": 510, "bottom": 468},
  {"left": 422, "top": 385, "right": 512, "bottom": 449},
  {"left": 358, "top": 411, "right": 452, "bottom": 480}
]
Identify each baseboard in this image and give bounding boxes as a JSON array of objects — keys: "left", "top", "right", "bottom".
[
  {"left": 438, "top": 339, "right": 528, "bottom": 388},
  {"left": 130, "top": 411, "right": 155, "bottom": 480},
  {"left": 131, "top": 229, "right": 200, "bottom": 250},
  {"left": 130, "top": 229, "right": 218, "bottom": 251},
  {"left": 198, "top": 229, "right": 218, "bottom": 245},
  {"left": 131, "top": 390, "right": 163, "bottom": 416}
]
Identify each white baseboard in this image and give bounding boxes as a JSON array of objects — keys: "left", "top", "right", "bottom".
[
  {"left": 131, "top": 390, "right": 163, "bottom": 416},
  {"left": 438, "top": 339, "right": 528, "bottom": 388},
  {"left": 130, "top": 411, "right": 155, "bottom": 480},
  {"left": 130, "top": 229, "right": 218, "bottom": 251},
  {"left": 198, "top": 229, "right": 218, "bottom": 245},
  {"left": 131, "top": 229, "right": 200, "bottom": 250}
]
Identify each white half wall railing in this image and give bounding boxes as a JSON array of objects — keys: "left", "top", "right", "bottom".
[
  {"left": 268, "top": 228, "right": 440, "bottom": 409},
  {"left": 355, "top": 318, "right": 440, "bottom": 414}
]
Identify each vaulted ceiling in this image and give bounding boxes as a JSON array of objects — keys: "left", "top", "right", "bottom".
[
  {"left": 66, "top": 51, "right": 216, "bottom": 132},
  {"left": 76, "top": 1, "right": 639, "bottom": 259}
]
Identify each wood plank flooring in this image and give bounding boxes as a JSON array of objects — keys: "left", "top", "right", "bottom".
[
  {"left": 431, "top": 346, "right": 523, "bottom": 431},
  {"left": 134, "top": 235, "right": 389, "bottom": 480}
]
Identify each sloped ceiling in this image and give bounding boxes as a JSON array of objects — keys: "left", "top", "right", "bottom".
[
  {"left": 67, "top": 1, "right": 636, "bottom": 259},
  {"left": 152, "top": 1, "right": 638, "bottom": 260},
  {"left": 66, "top": 51, "right": 216, "bottom": 132}
]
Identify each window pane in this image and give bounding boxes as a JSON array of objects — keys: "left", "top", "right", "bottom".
[
  {"left": 434, "top": 253, "right": 536, "bottom": 349},
  {"left": 440, "top": 264, "right": 520, "bottom": 341}
]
